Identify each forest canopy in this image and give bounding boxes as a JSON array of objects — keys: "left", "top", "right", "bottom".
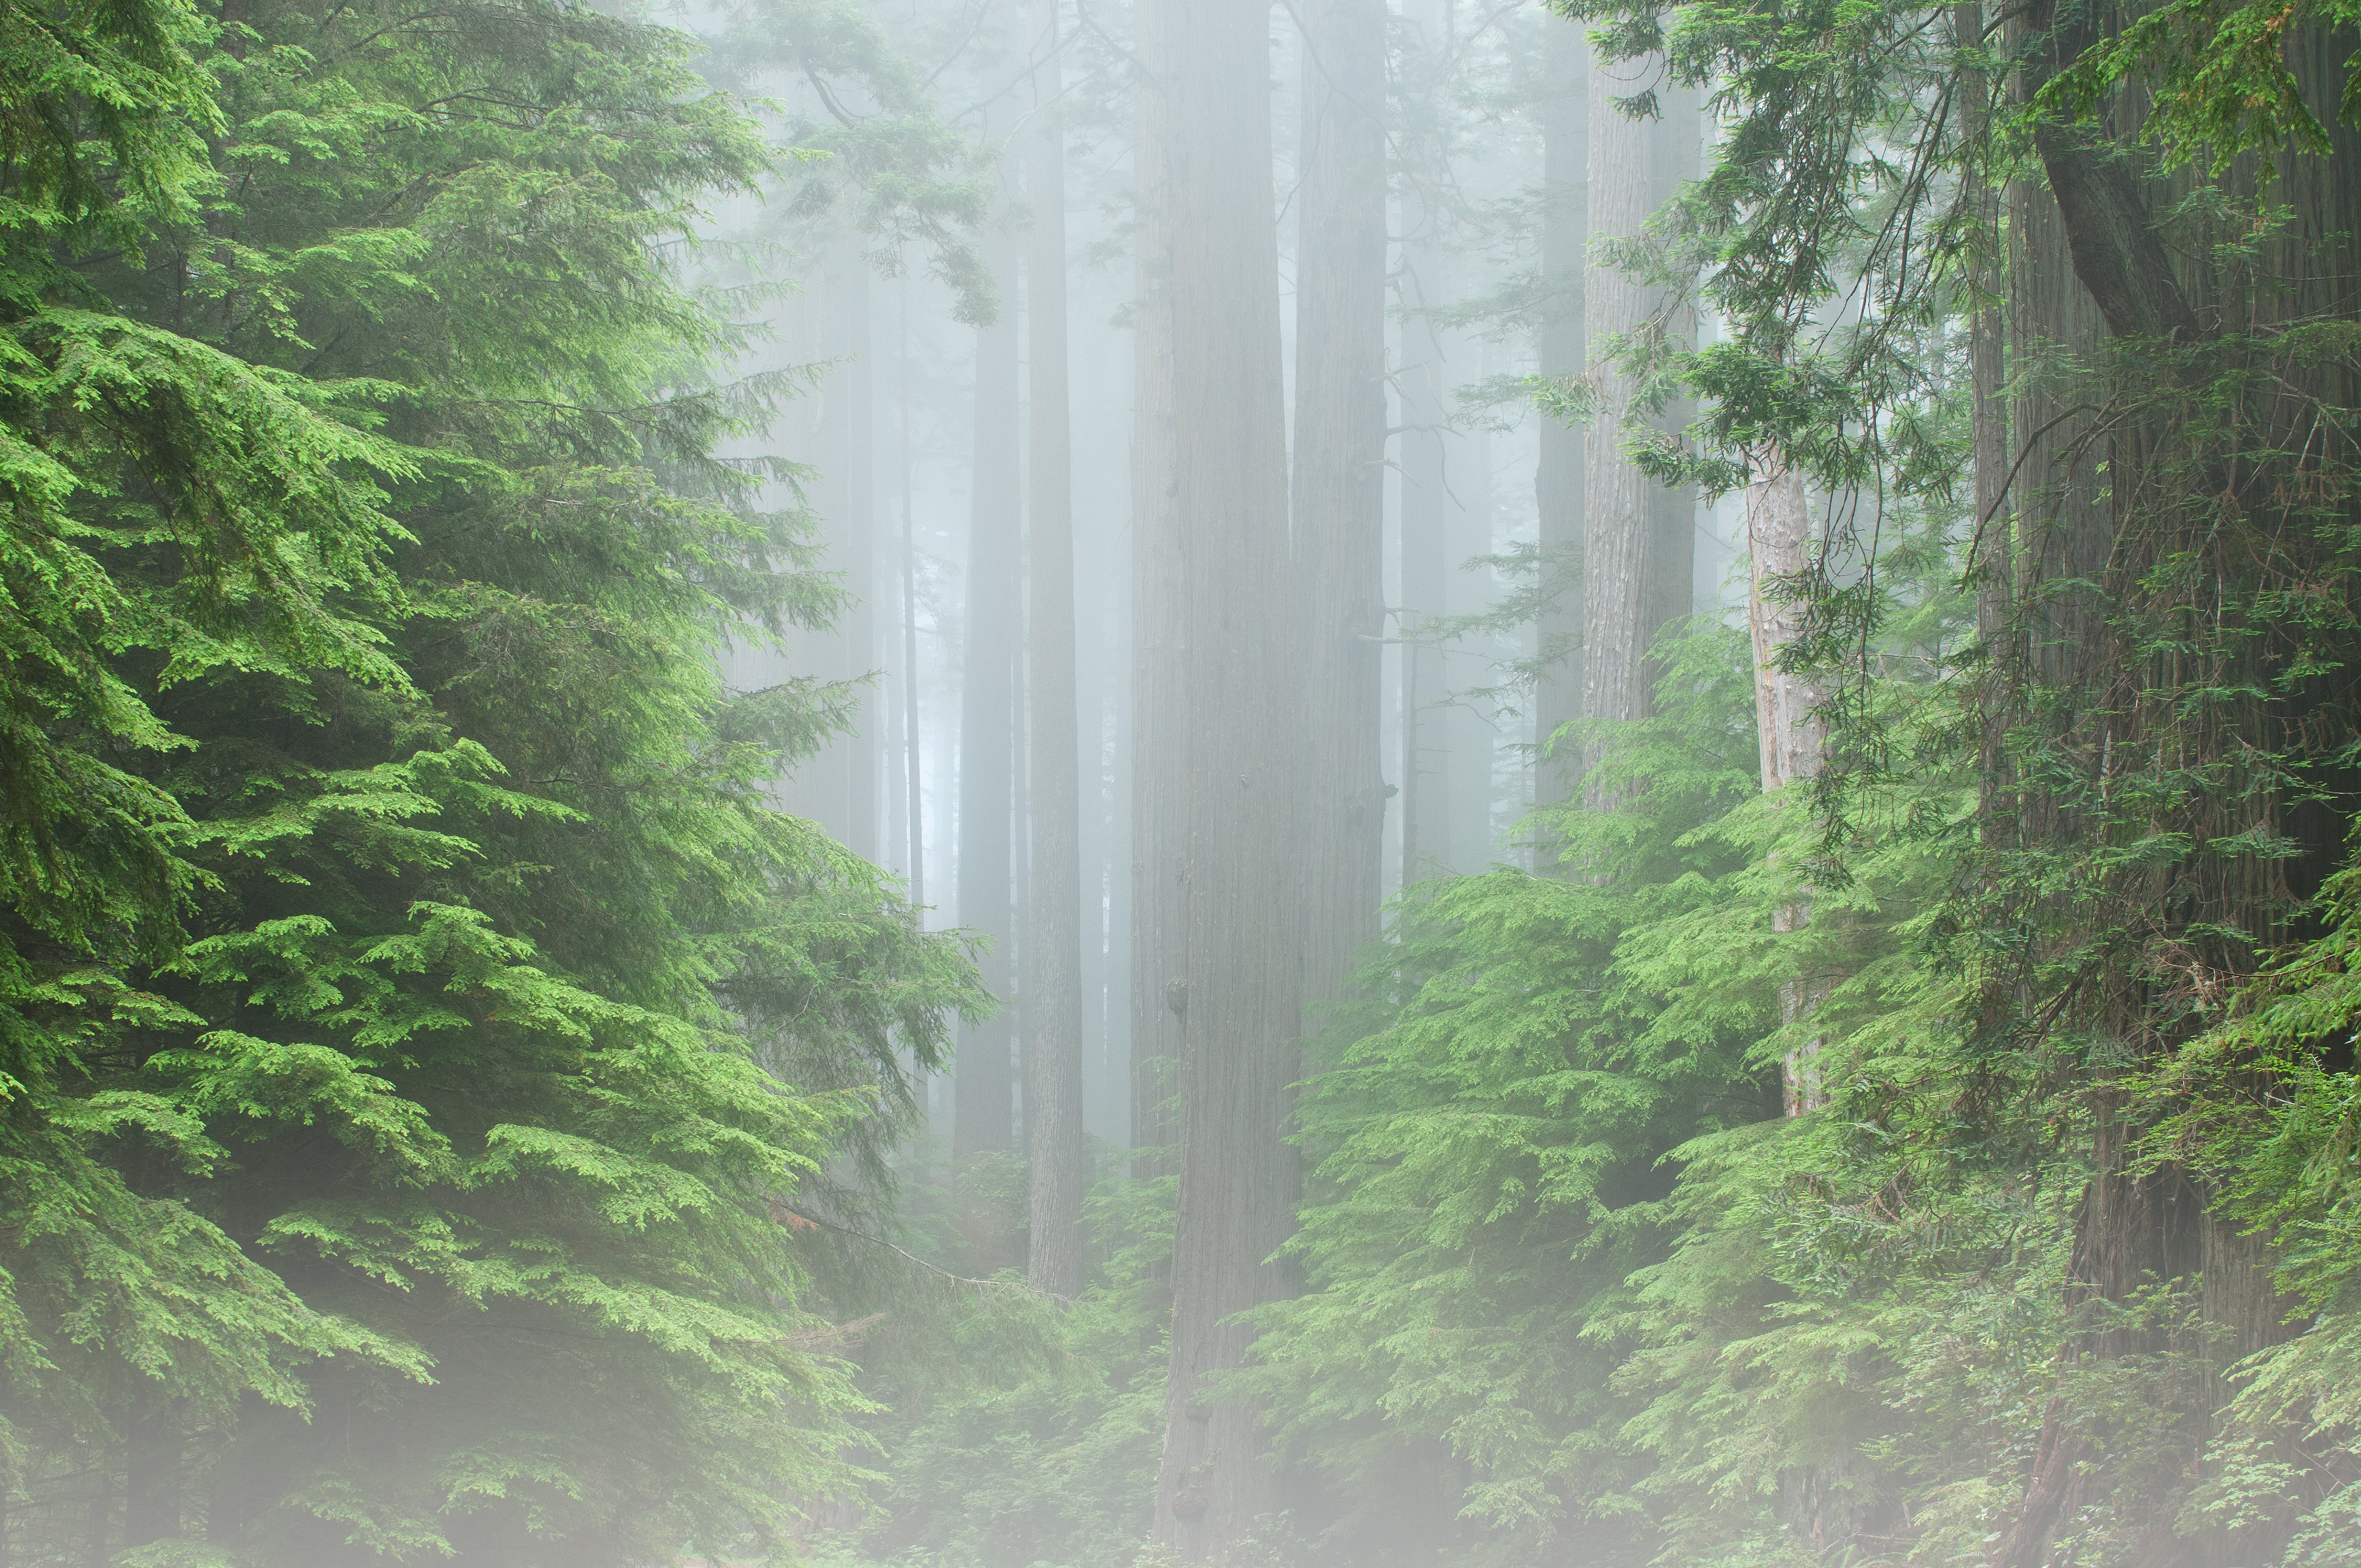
[{"left": 3, "top": 0, "right": 2361, "bottom": 1565}]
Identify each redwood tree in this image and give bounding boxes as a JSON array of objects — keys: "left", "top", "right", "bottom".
[{"left": 1145, "top": 0, "right": 1302, "bottom": 1551}]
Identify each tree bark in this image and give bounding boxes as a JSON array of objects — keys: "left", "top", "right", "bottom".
[
  {"left": 1535, "top": 21, "right": 1586, "bottom": 816},
  {"left": 1446, "top": 390, "right": 1495, "bottom": 869},
  {"left": 899, "top": 285, "right": 926, "bottom": 916},
  {"left": 1023, "top": 0, "right": 1087, "bottom": 1301},
  {"left": 1148, "top": 0, "right": 1301, "bottom": 1553},
  {"left": 2019, "top": 0, "right": 2200, "bottom": 344},
  {"left": 1129, "top": 0, "right": 1182, "bottom": 1177},
  {"left": 954, "top": 159, "right": 1022, "bottom": 1175},
  {"left": 1955, "top": 2, "right": 2012, "bottom": 824},
  {"left": 1645, "top": 84, "right": 1700, "bottom": 656},
  {"left": 1399, "top": 233, "right": 1450, "bottom": 878},
  {"left": 844, "top": 256, "right": 879, "bottom": 861},
  {"left": 1580, "top": 52, "right": 1656, "bottom": 786},
  {"left": 1291, "top": 0, "right": 1386, "bottom": 1012},
  {"left": 1745, "top": 459, "right": 1829, "bottom": 1115}
]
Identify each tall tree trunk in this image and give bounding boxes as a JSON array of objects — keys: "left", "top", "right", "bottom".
[
  {"left": 1149, "top": 0, "right": 1301, "bottom": 1553},
  {"left": 899, "top": 284, "right": 926, "bottom": 915},
  {"left": 1745, "top": 459, "right": 1828, "bottom": 1115},
  {"left": 1446, "top": 386, "right": 1495, "bottom": 868},
  {"left": 844, "top": 257, "right": 879, "bottom": 861},
  {"left": 1024, "top": 0, "right": 1087, "bottom": 1300},
  {"left": 1293, "top": 0, "right": 1379, "bottom": 1010},
  {"left": 1291, "top": 0, "right": 1387, "bottom": 1012},
  {"left": 1129, "top": 0, "right": 1183, "bottom": 1177},
  {"left": 1399, "top": 236, "right": 1450, "bottom": 878},
  {"left": 1535, "top": 21, "right": 1587, "bottom": 818},
  {"left": 1580, "top": 52, "right": 1656, "bottom": 785},
  {"left": 955, "top": 168, "right": 1022, "bottom": 1175},
  {"left": 1956, "top": 1, "right": 2011, "bottom": 820},
  {"left": 1645, "top": 85, "right": 1700, "bottom": 656}
]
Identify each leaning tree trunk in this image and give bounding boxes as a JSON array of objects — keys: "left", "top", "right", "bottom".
[
  {"left": 1291, "top": 0, "right": 1387, "bottom": 1013},
  {"left": 1147, "top": 0, "right": 1302, "bottom": 1554},
  {"left": 1022, "top": 0, "right": 1087, "bottom": 1300}
]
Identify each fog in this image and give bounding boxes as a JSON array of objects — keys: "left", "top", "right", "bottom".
[{"left": 10, "top": 0, "right": 2356, "bottom": 1560}]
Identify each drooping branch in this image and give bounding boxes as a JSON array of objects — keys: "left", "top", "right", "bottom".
[
  {"left": 2032, "top": 123, "right": 2201, "bottom": 341},
  {"left": 2023, "top": 0, "right": 2202, "bottom": 344}
]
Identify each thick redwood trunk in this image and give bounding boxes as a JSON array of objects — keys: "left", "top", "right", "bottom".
[
  {"left": 1291, "top": 0, "right": 1386, "bottom": 1009},
  {"left": 1148, "top": 0, "right": 1301, "bottom": 1553},
  {"left": 1022, "top": 0, "right": 1086, "bottom": 1300}
]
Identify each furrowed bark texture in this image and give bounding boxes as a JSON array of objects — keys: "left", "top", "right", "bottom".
[
  {"left": 1955, "top": 2, "right": 2011, "bottom": 755},
  {"left": 1291, "top": 0, "right": 1386, "bottom": 1010},
  {"left": 1535, "top": 23, "right": 1586, "bottom": 815},
  {"left": 1988, "top": 12, "right": 2360, "bottom": 1566},
  {"left": 1149, "top": 0, "right": 1301, "bottom": 1553},
  {"left": 1129, "top": 0, "right": 1182, "bottom": 1177},
  {"left": 1023, "top": 0, "right": 1086, "bottom": 1300},
  {"left": 954, "top": 166, "right": 1021, "bottom": 1175}
]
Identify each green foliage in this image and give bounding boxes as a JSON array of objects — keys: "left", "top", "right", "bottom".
[
  {"left": 0, "top": 0, "right": 983, "bottom": 1560},
  {"left": 807, "top": 1152, "right": 1174, "bottom": 1568}
]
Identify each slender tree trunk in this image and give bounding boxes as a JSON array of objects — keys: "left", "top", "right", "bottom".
[
  {"left": 1446, "top": 385, "right": 1494, "bottom": 868},
  {"left": 1023, "top": 0, "right": 1087, "bottom": 1300},
  {"left": 955, "top": 165, "right": 1022, "bottom": 1175},
  {"left": 1645, "top": 85, "right": 1700, "bottom": 656},
  {"left": 1292, "top": 0, "right": 1387, "bottom": 1011},
  {"left": 900, "top": 286, "right": 926, "bottom": 915},
  {"left": 845, "top": 258, "right": 880, "bottom": 861},
  {"left": 1955, "top": 2, "right": 2011, "bottom": 827},
  {"left": 1399, "top": 237, "right": 1450, "bottom": 880},
  {"left": 1130, "top": 0, "right": 1183, "bottom": 1176},
  {"left": 1149, "top": 0, "right": 1301, "bottom": 1553},
  {"left": 1580, "top": 52, "right": 1656, "bottom": 784},
  {"left": 1535, "top": 21, "right": 1587, "bottom": 819}
]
